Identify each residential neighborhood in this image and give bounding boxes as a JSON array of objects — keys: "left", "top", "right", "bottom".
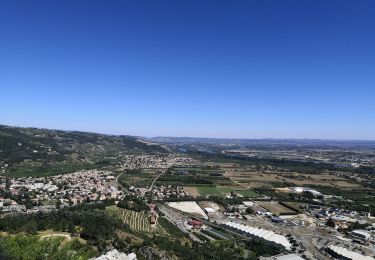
[{"left": 0, "top": 170, "right": 124, "bottom": 214}]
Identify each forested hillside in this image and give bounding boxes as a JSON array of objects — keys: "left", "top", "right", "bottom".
[{"left": 0, "top": 124, "right": 167, "bottom": 176}]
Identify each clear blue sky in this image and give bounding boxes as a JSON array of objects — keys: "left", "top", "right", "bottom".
[{"left": 1, "top": 0, "right": 374, "bottom": 139}]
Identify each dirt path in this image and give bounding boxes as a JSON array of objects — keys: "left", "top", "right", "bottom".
[{"left": 40, "top": 233, "right": 71, "bottom": 240}]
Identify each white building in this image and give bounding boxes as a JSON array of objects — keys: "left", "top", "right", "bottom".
[
  {"left": 223, "top": 222, "right": 291, "bottom": 250},
  {"left": 326, "top": 245, "right": 374, "bottom": 260}
]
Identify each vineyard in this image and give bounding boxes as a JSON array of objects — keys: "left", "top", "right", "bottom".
[{"left": 106, "top": 206, "right": 169, "bottom": 236}]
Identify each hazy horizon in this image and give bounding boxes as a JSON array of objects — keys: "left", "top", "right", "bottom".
[{"left": 3, "top": 122, "right": 375, "bottom": 142}]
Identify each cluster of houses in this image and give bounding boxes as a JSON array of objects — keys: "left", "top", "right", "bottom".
[
  {"left": 0, "top": 170, "right": 125, "bottom": 214},
  {"left": 120, "top": 154, "right": 201, "bottom": 169},
  {"left": 307, "top": 205, "right": 375, "bottom": 245},
  {"left": 0, "top": 197, "right": 59, "bottom": 215},
  {"left": 0, "top": 161, "right": 7, "bottom": 174},
  {"left": 128, "top": 185, "right": 191, "bottom": 200},
  {"left": 151, "top": 185, "right": 190, "bottom": 200},
  {"left": 0, "top": 198, "right": 27, "bottom": 214},
  {"left": 128, "top": 186, "right": 150, "bottom": 197},
  {"left": 312, "top": 206, "right": 363, "bottom": 224}
]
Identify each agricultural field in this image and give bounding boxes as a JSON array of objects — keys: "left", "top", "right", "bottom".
[
  {"left": 165, "top": 160, "right": 366, "bottom": 203},
  {"left": 158, "top": 165, "right": 261, "bottom": 198},
  {"left": 156, "top": 166, "right": 231, "bottom": 186},
  {"left": 118, "top": 169, "right": 159, "bottom": 188},
  {"left": 106, "top": 206, "right": 169, "bottom": 235},
  {"left": 188, "top": 185, "right": 261, "bottom": 198},
  {"left": 235, "top": 189, "right": 259, "bottom": 198},
  {"left": 258, "top": 201, "right": 298, "bottom": 216},
  {"left": 223, "top": 166, "right": 362, "bottom": 190},
  {"left": 184, "top": 186, "right": 199, "bottom": 197},
  {"left": 202, "top": 160, "right": 362, "bottom": 188},
  {"left": 216, "top": 186, "right": 234, "bottom": 194},
  {"left": 198, "top": 186, "right": 222, "bottom": 196}
]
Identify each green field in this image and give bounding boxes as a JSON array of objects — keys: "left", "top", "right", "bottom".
[
  {"left": 219, "top": 186, "right": 260, "bottom": 198},
  {"left": 118, "top": 169, "right": 158, "bottom": 188},
  {"left": 216, "top": 186, "right": 234, "bottom": 194},
  {"left": 196, "top": 185, "right": 260, "bottom": 198},
  {"left": 235, "top": 189, "right": 259, "bottom": 198},
  {"left": 197, "top": 186, "right": 222, "bottom": 196}
]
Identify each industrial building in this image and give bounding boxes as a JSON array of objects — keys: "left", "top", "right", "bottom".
[
  {"left": 349, "top": 229, "right": 372, "bottom": 244},
  {"left": 289, "top": 187, "right": 322, "bottom": 196},
  {"left": 325, "top": 245, "right": 374, "bottom": 260},
  {"left": 222, "top": 222, "right": 291, "bottom": 250},
  {"left": 204, "top": 207, "right": 216, "bottom": 217}
]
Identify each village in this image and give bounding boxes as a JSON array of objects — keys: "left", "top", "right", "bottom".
[
  {"left": 119, "top": 154, "right": 201, "bottom": 169},
  {"left": 0, "top": 170, "right": 124, "bottom": 214}
]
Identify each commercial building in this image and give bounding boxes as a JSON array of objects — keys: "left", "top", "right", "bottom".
[
  {"left": 325, "top": 245, "right": 374, "bottom": 260},
  {"left": 204, "top": 207, "right": 216, "bottom": 217},
  {"left": 349, "top": 229, "right": 371, "bottom": 244},
  {"left": 222, "top": 222, "right": 291, "bottom": 250},
  {"left": 289, "top": 187, "right": 322, "bottom": 196}
]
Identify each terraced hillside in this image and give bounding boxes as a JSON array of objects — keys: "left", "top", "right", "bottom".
[{"left": 106, "top": 206, "right": 169, "bottom": 235}]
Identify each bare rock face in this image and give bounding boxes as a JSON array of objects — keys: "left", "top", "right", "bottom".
[{"left": 91, "top": 249, "right": 137, "bottom": 260}]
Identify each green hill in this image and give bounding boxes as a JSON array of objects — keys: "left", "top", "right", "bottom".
[{"left": 0, "top": 124, "right": 168, "bottom": 177}]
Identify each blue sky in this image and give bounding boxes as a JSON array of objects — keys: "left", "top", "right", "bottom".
[{"left": 1, "top": 0, "right": 374, "bottom": 139}]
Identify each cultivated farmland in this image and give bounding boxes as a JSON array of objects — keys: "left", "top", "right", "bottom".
[
  {"left": 258, "top": 201, "right": 297, "bottom": 215},
  {"left": 198, "top": 186, "right": 221, "bottom": 196}
]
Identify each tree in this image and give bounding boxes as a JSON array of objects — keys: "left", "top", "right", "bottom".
[
  {"left": 56, "top": 200, "right": 62, "bottom": 209},
  {"left": 246, "top": 207, "right": 255, "bottom": 214},
  {"left": 5, "top": 179, "right": 11, "bottom": 189},
  {"left": 24, "top": 197, "right": 34, "bottom": 209},
  {"left": 326, "top": 218, "right": 336, "bottom": 228},
  {"left": 24, "top": 221, "right": 37, "bottom": 234}
]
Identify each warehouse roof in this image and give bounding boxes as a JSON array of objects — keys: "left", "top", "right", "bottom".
[
  {"left": 223, "top": 222, "right": 291, "bottom": 250},
  {"left": 204, "top": 207, "right": 216, "bottom": 213},
  {"left": 328, "top": 245, "right": 374, "bottom": 260}
]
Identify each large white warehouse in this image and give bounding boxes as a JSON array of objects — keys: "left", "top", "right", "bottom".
[{"left": 223, "top": 222, "right": 291, "bottom": 250}]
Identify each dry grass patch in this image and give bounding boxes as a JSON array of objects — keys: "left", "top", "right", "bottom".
[
  {"left": 258, "top": 201, "right": 297, "bottom": 215},
  {"left": 184, "top": 186, "right": 199, "bottom": 197}
]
